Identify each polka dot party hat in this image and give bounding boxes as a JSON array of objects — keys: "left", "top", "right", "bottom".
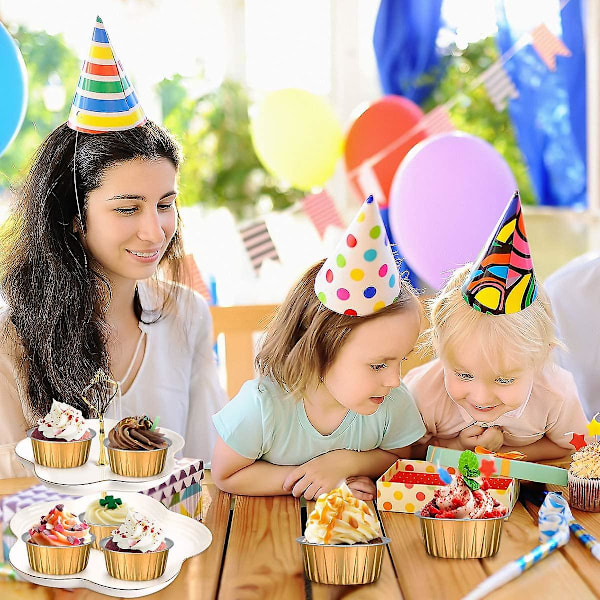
[
  {"left": 462, "top": 190, "right": 538, "bottom": 315},
  {"left": 67, "top": 16, "right": 146, "bottom": 133},
  {"left": 314, "top": 195, "right": 400, "bottom": 316}
]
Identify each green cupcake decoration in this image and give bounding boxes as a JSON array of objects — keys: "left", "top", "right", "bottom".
[
  {"left": 458, "top": 450, "right": 481, "bottom": 491},
  {"left": 99, "top": 495, "right": 123, "bottom": 510}
]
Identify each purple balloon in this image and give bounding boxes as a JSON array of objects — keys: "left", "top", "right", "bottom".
[{"left": 388, "top": 132, "right": 517, "bottom": 290}]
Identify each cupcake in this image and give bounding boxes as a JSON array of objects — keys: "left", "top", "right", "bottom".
[
  {"left": 297, "top": 483, "right": 389, "bottom": 585},
  {"left": 416, "top": 451, "right": 509, "bottom": 559},
  {"left": 27, "top": 400, "right": 95, "bottom": 468},
  {"left": 99, "top": 511, "right": 173, "bottom": 581},
  {"left": 79, "top": 495, "right": 131, "bottom": 550},
  {"left": 106, "top": 416, "right": 171, "bottom": 477},
  {"left": 24, "top": 504, "right": 93, "bottom": 575},
  {"left": 568, "top": 443, "right": 600, "bottom": 512}
]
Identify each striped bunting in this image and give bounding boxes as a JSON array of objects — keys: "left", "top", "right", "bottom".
[
  {"left": 356, "top": 163, "right": 387, "bottom": 207},
  {"left": 419, "top": 106, "right": 454, "bottom": 136},
  {"left": 239, "top": 220, "right": 279, "bottom": 273},
  {"left": 68, "top": 15, "right": 146, "bottom": 133},
  {"left": 182, "top": 254, "right": 212, "bottom": 303},
  {"left": 301, "top": 191, "right": 344, "bottom": 239},
  {"left": 531, "top": 24, "right": 572, "bottom": 71},
  {"left": 481, "top": 62, "right": 519, "bottom": 111}
]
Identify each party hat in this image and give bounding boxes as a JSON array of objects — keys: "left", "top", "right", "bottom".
[
  {"left": 314, "top": 195, "right": 400, "bottom": 316},
  {"left": 67, "top": 16, "right": 146, "bottom": 133},
  {"left": 462, "top": 191, "right": 537, "bottom": 315}
]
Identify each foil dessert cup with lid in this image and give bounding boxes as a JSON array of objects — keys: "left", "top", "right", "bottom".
[
  {"left": 568, "top": 471, "right": 600, "bottom": 512},
  {"left": 296, "top": 536, "right": 390, "bottom": 585},
  {"left": 104, "top": 437, "right": 171, "bottom": 477},
  {"left": 416, "top": 512, "right": 506, "bottom": 559},
  {"left": 27, "top": 427, "right": 95, "bottom": 468},
  {"left": 22, "top": 531, "right": 94, "bottom": 575},
  {"left": 99, "top": 536, "right": 174, "bottom": 581}
]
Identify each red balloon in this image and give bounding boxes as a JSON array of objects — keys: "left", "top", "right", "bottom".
[{"left": 344, "top": 96, "right": 426, "bottom": 208}]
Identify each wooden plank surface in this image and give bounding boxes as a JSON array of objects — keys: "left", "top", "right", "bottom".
[{"left": 218, "top": 495, "right": 305, "bottom": 600}]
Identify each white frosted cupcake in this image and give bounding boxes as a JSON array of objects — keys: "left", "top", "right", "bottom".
[
  {"left": 569, "top": 443, "right": 600, "bottom": 512},
  {"left": 79, "top": 495, "right": 131, "bottom": 550}
]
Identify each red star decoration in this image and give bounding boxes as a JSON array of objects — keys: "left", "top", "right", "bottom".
[
  {"left": 569, "top": 433, "right": 587, "bottom": 450},
  {"left": 479, "top": 459, "right": 496, "bottom": 478}
]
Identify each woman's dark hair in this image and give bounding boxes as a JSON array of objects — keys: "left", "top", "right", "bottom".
[{"left": 0, "top": 120, "right": 184, "bottom": 419}]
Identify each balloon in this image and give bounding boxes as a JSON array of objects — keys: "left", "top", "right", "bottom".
[
  {"left": 250, "top": 89, "right": 343, "bottom": 190},
  {"left": 344, "top": 95, "right": 426, "bottom": 208},
  {"left": 0, "top": 22, "right": 27, "bottom": 157},
  {"left": 388, "top": 132, "right": 517, "bottom": 290}
]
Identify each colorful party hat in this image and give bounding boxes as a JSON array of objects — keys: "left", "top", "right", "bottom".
[
  {"left": 67, "top": 16, "right": 146, "bottom": 133},
  {"left": 462, "top": 191, "right": 537, "bottom": 315},
  {"left": 314, "top": 195, "right": 400, "bottom": 316}
]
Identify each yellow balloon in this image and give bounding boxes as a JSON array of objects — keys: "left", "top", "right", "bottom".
[{"left": 251, "top": 88, "right": 344, "bottom": 190}]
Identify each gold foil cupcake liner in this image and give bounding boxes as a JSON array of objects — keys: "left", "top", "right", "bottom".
[
  {"left": 77, "top": 514, "right": 119, "bottom": 551},
  {"left": 99, "top": 537, "right": 174, "bottom": 581},
  {"left": 27, "top": 428, "right": 95, "bottom": 468},
  {"left": 568, "top": 472, "right": 600, "bottom": 512},
  {"left": 296, "top": 537, "right": 389, "bottom": 585},
  {"left": 23, "top": 532, "right": 94, "bottom": 575},
  {"left": 104, "top": 438, "right": 171, "bottom": 477},
  {"left": 416, "top": 512, "right": 506, "bottom": 558}
]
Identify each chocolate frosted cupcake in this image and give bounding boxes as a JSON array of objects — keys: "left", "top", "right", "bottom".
[
  {"left": 568, "top": 443, "right": 600, "bottom": 512},
  {"left": 105, "top": 416, "right": 171, "bottom": 477},
  {"left": 27, "top": 400, "right": 95, "bottom": 468}
]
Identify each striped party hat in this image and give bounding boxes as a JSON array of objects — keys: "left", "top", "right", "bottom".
[
  {"left": 67, "top": 16, "right": 146, "bottom": 133},
  {"left": 462, "top": 191, "right": 538, "bottom": 315}
]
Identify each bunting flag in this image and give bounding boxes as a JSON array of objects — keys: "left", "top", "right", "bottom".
[
  {"left": 531, "top": 24, "right": 572, "bottom": 71},
  {"left": 239, "top": 219, "right": 279, "bottom": 273},
  {"left": 355, "top": 163, "right": 387, "bottom": 207},
  {"left": 481, "top": 61, "right": 519, "bottom": 111},
  {"left": 67, "top": 16, "right": 146, "bottom": 133},
  {"left": 419, "top": 105, "right": 454, "bottom": 136},
  {"left": 301, "top": 190, "right": 344, "bottom": 238},
  {"left": 182, "top": 254, "right": 211, "bottom": 303}
]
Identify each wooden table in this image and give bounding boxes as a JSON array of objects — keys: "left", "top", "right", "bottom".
[{"left": 1, "top": 474, "right": 599, "bottom": 599}]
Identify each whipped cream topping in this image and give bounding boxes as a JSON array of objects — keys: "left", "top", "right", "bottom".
[
  {"left": 111, "top": 511, "right": 164, "bottom": 552},
  {"left": 37, "top": 400, "right": 87, "bottom": 441},
  {"left": 85, "top": 498, "right": 130, "bottom": 526},
  {"left": 305, "top": 483, "right": 381, "bottom": 545},
  {"left": 570, "top": 443, "right": 600, "bottom": 479}
]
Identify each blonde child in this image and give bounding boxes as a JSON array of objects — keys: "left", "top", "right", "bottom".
[
  {"left": 211, "top": 196, "right": 426, "bottom": 500},
  {"left": 405, "top": 192, "right": 589, "bottom": 461}
]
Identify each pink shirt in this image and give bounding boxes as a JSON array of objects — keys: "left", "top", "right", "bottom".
[{"left": 403, "top": 358, "right": 590, "bottom": 450}]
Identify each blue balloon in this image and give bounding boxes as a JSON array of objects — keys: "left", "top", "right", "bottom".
[{"left": 0, "top": 22, "right": 27, "bottom": 156}]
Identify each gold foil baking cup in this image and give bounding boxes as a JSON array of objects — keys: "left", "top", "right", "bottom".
[
  {"left": 416, "top": 512, "right": 506, "bottom": 559},
  {"left": 104, "top": 438, "right": 171, "bottom": 477},
  {"left": 99, "top": 537, "right": 174, "bottom": 581},
  {"left": 296, "top": 536, "right": 390, "bottom": 585},
  {"left": 77, "top": 514, "right": 119, "bottom": 551},
  {"left": 27, "top": 427, "right": 95, "bottom": 468},
  {"left": 23, "top": 532, "right": 94, "bottom": 575}
]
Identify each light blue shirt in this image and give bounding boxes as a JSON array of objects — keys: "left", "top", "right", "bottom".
[{"left": 212, "top": 377, "right": 426, "bottom": 465}]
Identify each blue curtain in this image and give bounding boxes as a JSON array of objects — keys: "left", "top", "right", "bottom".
[
  {"left": 373, "top": 0, "right": 445, "bottom": 103},
  {"left": 496, "top": 0, "right": 586, "bottom": 207}
]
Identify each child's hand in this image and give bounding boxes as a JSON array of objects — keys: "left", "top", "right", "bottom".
[
  {"left": 283, "top": 451, "right": 356, "bottom": 500},
  {"left": 458, "top": 424, "right": 486, "bottom": 450},
  {"left": 476, "top": 426, "right": 504, "bottom": 452},
  {"left": 345, "top": 475, "right": 376, "bottom": 501}
]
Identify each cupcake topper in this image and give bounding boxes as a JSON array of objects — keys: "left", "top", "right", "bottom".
[
  {"left": 566, "top": 432, "right": 587, "bottom": 450},
  {"left": 586, "top": 413, "right": 600, "bottom": 443},
  {"left": 458, "top": 450, "right": 481, "bottom": 491},
  {"left": 80, "top": 369, "right": 119, "bottom": 466},
  {"left": 99, "top": 495, "right": 122, "bottom": 510},
  {"left": 150, "top": 416, "right": 160, "bottom": 431},
  {"left": 314, "top": 195, "right": 400, "bottom": 316}
]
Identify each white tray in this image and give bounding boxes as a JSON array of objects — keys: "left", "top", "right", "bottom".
[
  {"left": 14, "top": 419, "right": 185, "bottom": 494},
  {"left": 9, "top": 491, "right": 212, "bottom": 598}
]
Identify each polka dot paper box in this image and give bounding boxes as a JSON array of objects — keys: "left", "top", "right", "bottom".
[{"left": 376, "top": 459, "right": 518, "bottom": 514}]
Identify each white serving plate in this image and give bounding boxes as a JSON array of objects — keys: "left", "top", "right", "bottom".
[
  {"left": 15, "top": 419, "right": 185, "bottom": 495},
  {"left": 9, "top": 491, "right": 211, "bottom": 598}
]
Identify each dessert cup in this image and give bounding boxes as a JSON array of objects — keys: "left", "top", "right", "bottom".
[
  {"left": 27, "top": 427, "right": 95, "bottom": 468},
  {"left": 104, "top": 437, "right": 171, "bottom": 477},
  {"left": 568, "top": 471, "right": 600, "bottom": 512},
  {"left": 23, "top": 531, "right": 94, "bottom": 575},
  {"left": 296, "top": 536, "right": 390, "bottom": 584},
  {"left": 78, "top": 512, "right": 122, "bottom": 551},
  {"left": 99, "top": 536, "right": 174, "bottom": 581},
  {"left": 416, "top": 511, "right": 506, "bottom": 558}
]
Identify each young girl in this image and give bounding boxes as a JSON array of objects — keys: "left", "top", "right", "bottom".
[
  {"left": 211, "top": 196, "right": 426, "bottom": 500},
  {"left": 405, "top": 192, "right": 589, "bottom": 461},
  {"left": 0, "top": 17, "right": 226, "bottom": 478}
]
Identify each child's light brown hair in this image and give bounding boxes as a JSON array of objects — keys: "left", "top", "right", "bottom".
[
  {"left": 423, "top": 264, "right": 561, "bottom": 373},
  {"left": 255, "top": 259, "right": 420, "bottom": 399}
]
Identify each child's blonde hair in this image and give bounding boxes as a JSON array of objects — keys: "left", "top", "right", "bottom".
[
  {"left": 424, "top": 264, "right": 560, "bottom": 373},
  {"left": 256, "top": 259, "right": 420, "bottom": 398}
]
